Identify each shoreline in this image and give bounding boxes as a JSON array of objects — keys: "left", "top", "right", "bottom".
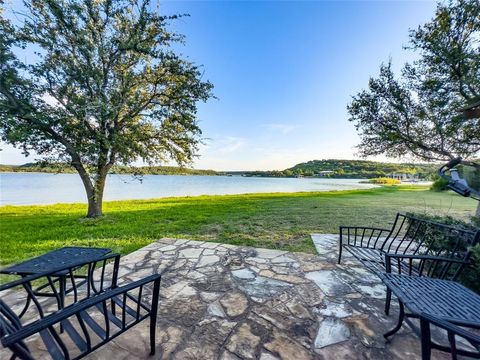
[{"left": 1, "top": 185, "right": 431, "bottom": 208}]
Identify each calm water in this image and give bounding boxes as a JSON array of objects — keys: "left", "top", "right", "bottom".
[{"left": 0, "top": 172, "right": 375, "bottom": 205}]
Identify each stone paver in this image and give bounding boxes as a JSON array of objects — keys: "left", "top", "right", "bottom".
[{"left": 1, "top": 235, "right": 453, "bottom": 359}]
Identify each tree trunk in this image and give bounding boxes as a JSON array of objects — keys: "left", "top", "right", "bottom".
[
  {"left": 86, "top": 175, "right": 107, "bottom": 218},
  {"left": 73, "top": 161, "right": 107, "bottom": 218},
  {"left": 476, "top": 201, "right": 480, "bottom": 219}
]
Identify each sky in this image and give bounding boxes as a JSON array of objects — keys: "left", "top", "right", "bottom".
[{"left": 0, "top": 0, "right": 438, "bottom": 171}]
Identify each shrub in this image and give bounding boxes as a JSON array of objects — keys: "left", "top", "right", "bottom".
[
  {"left": 430, "top": 175, "right": 450, "bottom": 192},
  {"left": 368, "top": 177, "right": 401, "bottom": 185}
]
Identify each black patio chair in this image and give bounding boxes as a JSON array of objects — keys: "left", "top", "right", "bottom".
[
  {"left": 419, "top": 313, "right": 480, "bottom": 360},
  {"left": 0, "top": 255, "right": 161, "bottom": 359}
]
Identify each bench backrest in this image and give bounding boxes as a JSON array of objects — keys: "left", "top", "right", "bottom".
[
  {"left": 381, "top": 214, "right": 479, "bottom": 280},
  {"left": 381, "top": 213, "right": 479, "bottom": 259}
]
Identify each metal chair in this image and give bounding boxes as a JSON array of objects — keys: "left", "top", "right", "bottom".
[{"left": 0, "top": 256, "right": 161, "bottom": 359}]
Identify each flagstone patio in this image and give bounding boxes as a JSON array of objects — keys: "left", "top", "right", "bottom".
[{"left": 2, "top": 235, "right": 454, "bottom": 359}]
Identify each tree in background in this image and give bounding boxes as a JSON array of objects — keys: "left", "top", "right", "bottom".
[
  {"left": 0, "top": 0, "right": 213, "bottom": 217},
  {"left": 348, "top": 0, "right": 479, "bottom": 216}
]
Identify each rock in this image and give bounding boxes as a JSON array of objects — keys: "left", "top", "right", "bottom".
[
  {"left": 254, "top": 248, "right": 286, "bottom": 258},
  {"left": 259, "top": 352, "right": 280, "bottom": 360},
  {"left": 156, "top": 325, "right": 184, "bottom": 358},
  {"left": 197, "top": 255, "right": 220, "bottom": 267},
  {"left": 305, "top": 270, "right": 353, "bottom": 296},
  {"left": 208, "top": 301, "right": 226, "bottom": 318},
  {"left": 173, "top": 342, "right": 217, "bottom": 360},
  {"left": 200, "top": 291, "right": 221, "bottom": 302},
  {"left": 231, "top": 268, "right": 257, "bottom": 280},
  {"left": 264, "top": 331, "right": 311, "bottom": 360},
  {"left": 220, "top": 292, "right": 249, "bottom": 317},
  {"left": 271, "top": 274, "right": 306, "bottom": 284},
  {"left": 158, "top": 244, "right": 178, "bottom": 252},
  {"left": 315, "top": 300, "right": 352, "bottom": 318},
  {"left": 271, "top": 255, "right": 297, "bottom": 264},
  {"left": 286, "top": 301, "right": 312, "bottom": 319},
  {"left": 353, "top": 283, "right": 385, "bottom": 299},
  {"left": 314, "top": 318, "right": 350, "bottom": 349},
  {"left": 180, "top": 247, "right": 203, "bottom": 259},
  {"left": 226, "top": 324, "right": 261, "bottom": 359}
]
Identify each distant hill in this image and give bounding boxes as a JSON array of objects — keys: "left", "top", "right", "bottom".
[
  {"left": 232, "top": 159, "right": 439, "bottom": 179},
  {"left": 0, "top": 163, "right": 219, "bottom": 176}
]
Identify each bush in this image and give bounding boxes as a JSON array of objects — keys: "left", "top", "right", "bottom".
[
  {"left": 408, "top": 212, "right": 480, "bottom": 293},
  {"left": 368, "top": 177, "right": 401, "bottom": 185},
  {"left": 430, "top": 174, "right": 450, "bottom": 192}
]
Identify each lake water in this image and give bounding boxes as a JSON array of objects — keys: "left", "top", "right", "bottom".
[{"left": 0, "top": 172, "right": 375, "bottom": 206}]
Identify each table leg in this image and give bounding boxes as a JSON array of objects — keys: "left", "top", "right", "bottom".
[
  {"left": 420, "top": 318, "right": 432, "bottom": 360},
  {"left": 18, "top": 291, "right": 32, "bottom": 319},
  {"left": 384, "top": 300, "right": 405, "bottom": 340},
  {"left": 59, "top": 275, "right": 66, "bottom": 333}
]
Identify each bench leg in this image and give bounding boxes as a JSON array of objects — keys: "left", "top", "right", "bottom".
[
  {"left": 150, "top": 278, "right": 161, "bottom": 356},
  {"left": 384, "top": 300, "right": 404, "bottom": 340},
  {"left": 385, "top": 288, "right": 392, "bottom": 315},
  {"left": 420, "top": 318, "right": 432, "bottom": 360},
  {"left": 338, "top": 239, "right": 343, "bottom": 264}
]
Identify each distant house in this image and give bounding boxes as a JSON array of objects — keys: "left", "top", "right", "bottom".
[
  {"left": 314, "top": 171, "right": 335, "bottom": 177},
  {"left": 388, "top": 173, "right": 418, "bottom": 181}
]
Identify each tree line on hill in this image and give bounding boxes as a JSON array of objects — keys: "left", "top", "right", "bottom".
[
  {"left": 234, "top": 160, "right": 439, "bottom": 179},
  {"left": 0, "top": 163, "right": 218, "bottom": 176},
  {"left": 1, "top": 159, "right": 439, "bottom": 179}
]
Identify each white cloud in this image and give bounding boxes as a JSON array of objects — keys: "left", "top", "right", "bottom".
[
  {"left": 264, "top": 123, "right": 297, "bottom": 134},
  {"left": 216, "top": 136, "right": 246, "bottom": 154}
]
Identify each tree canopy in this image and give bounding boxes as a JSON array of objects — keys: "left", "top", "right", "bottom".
[
  {"left": 0, "top": 0, "right": 213, "bottom": 217},
  {"left": 348, "top": 0, "right": 480, "bottom": 162}
]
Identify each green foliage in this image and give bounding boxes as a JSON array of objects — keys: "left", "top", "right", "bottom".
[
  {"left": 430, "top": 175, "right": 450, "bottom": 192},
  {"left": 237, "top": 159, "right": 438, "bottom": 179},
  {"left": 407, "top": 212, "right": 480, "bottom": 293},
  {"left": 0, "top": 163, "right": 218, "bottom": 176},
  {"left": 367, "top": 178, "right": 401, "bottom": 185},
  {"left": 348, "top": 0, "right": 480, "bottom": 162},
  {"left": 0, "top": 0, "right": 213, "bottom": 216}
]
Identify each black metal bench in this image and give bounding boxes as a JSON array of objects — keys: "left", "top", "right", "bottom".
[
  {"left": 338, "top": 213, "right": 479, "bottom": 314},
  {"left": 0, "top": 255, "right": 161, "bottom": 359}
]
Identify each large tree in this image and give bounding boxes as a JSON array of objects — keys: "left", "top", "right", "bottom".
[
  {"left": 0, "top": 0, "right": 213, "bottom": 217},
  {"left": 348, "top": 0, "right": 480, "bottom": 216}
]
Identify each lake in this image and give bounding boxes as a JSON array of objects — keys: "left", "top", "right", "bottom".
[{"left": 0, "top": 172, "right": 375, "bottom": 206}]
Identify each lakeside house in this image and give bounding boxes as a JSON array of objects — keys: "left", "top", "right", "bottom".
[
  {"left": 387, "top": 173, "right": 419, "bottom": 181},
  {"left": 314, "top": 170, "right": 335, "bottom": 177}
]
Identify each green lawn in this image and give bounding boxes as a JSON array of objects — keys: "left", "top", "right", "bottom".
[{"left": 0, "top": 186, "right": 477, "bottom": 269}]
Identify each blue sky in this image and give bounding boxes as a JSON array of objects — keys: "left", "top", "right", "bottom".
[{"left": 1, "top": 0, "right": 438, "bottom": 171}]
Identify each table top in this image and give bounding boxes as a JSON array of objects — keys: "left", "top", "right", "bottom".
[
  {"left": 381, "top": 273, "right": 480, "bottom": 327},
  {"left": 0, "top": 247, "right": 112, "bottom": 276}
]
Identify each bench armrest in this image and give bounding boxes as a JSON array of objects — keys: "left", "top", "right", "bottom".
[
  {"left": 339, "top": 226, "right": 391, "bottom": 249},
  {"left": 1, "top": 273, "right": 161, "bottom": 347},
  {"left": 384, "top": 253, "right": 471, "bottom": 278}
]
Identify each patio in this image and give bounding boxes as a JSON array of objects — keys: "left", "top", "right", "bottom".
[{"left": 1, "top": 235, "right": 453, "bottom": 359}]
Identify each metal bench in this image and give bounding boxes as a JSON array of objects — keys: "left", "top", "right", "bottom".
[
  {"left": 338, "top": 213, "right": 479, "bottom": 314},
  {"left": 0, "top": 255, "right": 161, "bottom": 359}
]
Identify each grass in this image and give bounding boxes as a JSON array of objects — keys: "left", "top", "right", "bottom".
[{"left": 0, "top": 186, "right": 477, "bottom": 269}]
